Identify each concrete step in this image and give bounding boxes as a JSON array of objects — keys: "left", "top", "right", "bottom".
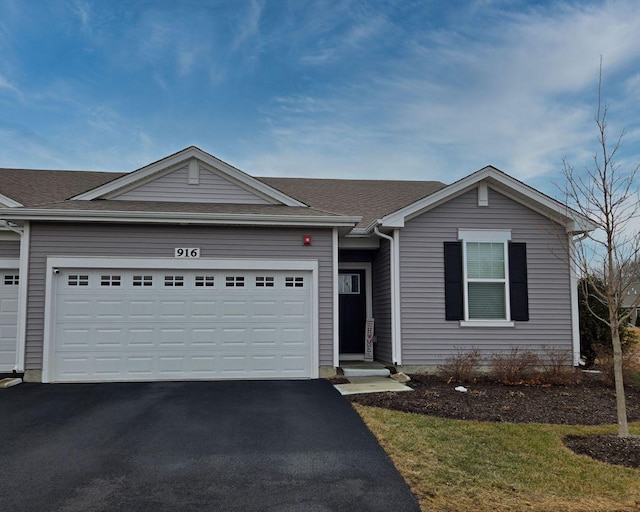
[{"left": 341, "top": 367, "right": 390, "bottom": 378}]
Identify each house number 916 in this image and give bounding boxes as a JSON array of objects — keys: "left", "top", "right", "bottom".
[{"left": 175, "top": 248, "right": 200, "bottom": 258}]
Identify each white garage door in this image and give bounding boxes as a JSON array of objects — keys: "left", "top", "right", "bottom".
[
  {"left": 52, "top": 268, "right": 313, "bottom": 382},
  {"left": 0, "top": 270, "right": 19, "bottom": 372}
]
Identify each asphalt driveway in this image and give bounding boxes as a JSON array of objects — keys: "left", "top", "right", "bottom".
[{"left": 0, "top": 379, "right": 420, "bottom": 512}]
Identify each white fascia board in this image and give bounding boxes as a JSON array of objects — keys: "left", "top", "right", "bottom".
[
  {"left": 71, "top": 146, "right": 308, "bottom": 207},
  {"left": 0, "top": 193, "right": 23, "bottom": 207},
  {"left": 0, "top": 208, "right": 361, "bottom": 227},
  {"left": 377, "top": 166, "right": 596, "bottom": 233}
]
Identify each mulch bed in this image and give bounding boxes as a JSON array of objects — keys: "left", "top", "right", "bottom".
[{"left": 345, "top": 373, "right": 640, "bottom": 469}]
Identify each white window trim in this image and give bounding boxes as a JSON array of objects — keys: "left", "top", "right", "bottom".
[{"left": 458, "top": 229, "right": 514, "bottom": 328}]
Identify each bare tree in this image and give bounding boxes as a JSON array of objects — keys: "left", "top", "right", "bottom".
[{"left": 562, "top": 59, "right": 640, "bottom": 437}]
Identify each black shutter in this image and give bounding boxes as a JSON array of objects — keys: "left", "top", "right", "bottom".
[
  {"left": 508, "top": 242, "right": 529, "bottom": 321},
  {"left": 444, "top": 242, "right": 464, "bottom": 320}
]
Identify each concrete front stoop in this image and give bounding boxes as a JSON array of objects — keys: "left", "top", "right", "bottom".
[
  {"left": 334, "top": 376, "right": 413, "bottom": 396},
  {"left": 334, "top": 363, "right": 413, "bottom": 395}
]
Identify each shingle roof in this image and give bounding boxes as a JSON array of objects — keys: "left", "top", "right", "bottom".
[
  {"left": 0, "top": 167, "right": 446, "bottom": 229},
  {"left": 0, "top": 168, "right": 125, "bottom": 206},
  {"left": 22, "top": 200, "right": 338, "bottom": 217},
  {"left": 258, "top": 177, "right": 446, "bottom": 229}
]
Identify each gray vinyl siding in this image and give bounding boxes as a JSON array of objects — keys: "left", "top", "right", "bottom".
[
  {"left": 114, "top": 165, "right": 273, "bottom": 204},
  {"left": 0, "top": 241, "right": 20, "bottom": 259},
  {"left": 372, "top": 239, "right": 392, "bottom": 363},
  {"left": 25, "top": 223, "right": 333, "bottom": 370},
  {"left": 399, "top": 187, "right": 572, "bottom": 366}
]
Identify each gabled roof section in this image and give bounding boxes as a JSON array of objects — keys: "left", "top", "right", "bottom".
[
  {"left": 72, "top": 146, "right": 307, "bottom": 207},
  {"left": 0, "top": 168, "right": 125, "bottom": 206},
  {"left": 378, "top": 166, "right": 597, "bottom": 234}
]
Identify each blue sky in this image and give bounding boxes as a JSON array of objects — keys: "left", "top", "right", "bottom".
[{"left": 1, "top": 0, "right": 639, "bottom": 195}]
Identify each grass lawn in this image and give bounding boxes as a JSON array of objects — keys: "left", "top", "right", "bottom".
[{"left": 355, "top": 404, "right": 640, "bottom": 512}]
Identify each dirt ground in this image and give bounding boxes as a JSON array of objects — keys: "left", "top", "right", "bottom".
[{"left": 346, "top": 373, "right": 640, "bottom": 469}]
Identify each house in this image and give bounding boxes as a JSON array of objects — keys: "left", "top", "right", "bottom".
[{"left": 0, "top": 146, "right": 594, "bottom": 383}]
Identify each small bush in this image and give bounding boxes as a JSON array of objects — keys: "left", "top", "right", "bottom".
[
  {"left": 539, "top": 346, "right": 581, "bottom": 385},
  {"left": 488, "top": 348, "right": 540, "bottom": 385},
  {"left": 596, "top": 346, "right": 640, "bottom": 388},
  {"left": 436, "top": 348, "right": 482, "bottom": 383}
]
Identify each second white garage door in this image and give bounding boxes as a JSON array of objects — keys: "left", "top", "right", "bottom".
[
  {"left": 0, "top": 268, "right": 19, "bottom": 372},
  {"left": 51, "top": 268, "right": 313, "bottom": 382}
]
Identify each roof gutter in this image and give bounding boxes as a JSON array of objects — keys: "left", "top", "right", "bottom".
[
  {"left": 374, "top": 225, "right": 402, "bottom": 365},
  {"left": 0, "top": 209, "right": 361, "bottom": 228}
]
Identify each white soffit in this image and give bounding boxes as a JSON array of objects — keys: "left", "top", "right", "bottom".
[{"left": 70, "top": 146, "right": 308, "bottom": 207}]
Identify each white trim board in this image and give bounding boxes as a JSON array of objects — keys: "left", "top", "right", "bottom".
[
  {"left": 0, "top": 259, "right": 19, "bottom": 268},
  {"left": 377, "top": 166, "right": 596, "bottom": 234},
  {"left": 0, "top": 209, "right": 361, "bottom": 228},
  {"left": 42, "top": 257, "right": 320, "bottom": 383}
]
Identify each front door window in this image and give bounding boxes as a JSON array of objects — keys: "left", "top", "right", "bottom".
[{"left": 339, "top": 274, "right": 360, "bottom": 294}]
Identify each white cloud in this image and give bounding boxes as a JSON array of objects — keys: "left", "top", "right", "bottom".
[
  {"left": 71, "top": 0, "right": 92, "bottom": 34},
  {"left": 231, "top": 0, "right": 264, "bottom": 50},
  {"left": 245, "top": 0, "right": 640, "bottom": 190},
  {"left": 0, "top": 74, "right": 20, "bottom": 96}
]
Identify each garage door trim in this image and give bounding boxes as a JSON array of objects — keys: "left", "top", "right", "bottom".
[{"left": 43, "top": 257, "right": 319, "bottom": 383}]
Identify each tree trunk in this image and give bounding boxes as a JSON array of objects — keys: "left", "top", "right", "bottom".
[{"left": 610, "top": 321, "right": 629, "bottom": 437}]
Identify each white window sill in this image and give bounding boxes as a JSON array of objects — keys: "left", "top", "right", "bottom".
[{"left": 459, "top": 320, "right": 515, "bottom": 328}]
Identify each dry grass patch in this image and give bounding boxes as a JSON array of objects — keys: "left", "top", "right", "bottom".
[{"left": 354, "top": 404, "right": 640, "bottom": 512}]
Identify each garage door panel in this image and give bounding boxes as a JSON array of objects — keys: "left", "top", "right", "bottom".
[
  {"left": 128, "top": 301, "right": 156, "bottom": 317},
  {"left": 56, "top": 328, "right": 92, "bottom": 348},
  {"left": 282, "top": 327, "right": 308, "bottom": 345},
  {"left": 191, "top": 301, "right": 217, "bottom": 318},
  {"left": 221, "top": 328, "right": 248, "bottom": 345},
  {"left": 95, "top": 328, "right": 124, "bottom": 347},
  {"left": 52, "top": 268, "right": 313, "bottom": 381},
  {"left": 128, "top": 329, "right": 155, "bottom": 347},
  {"left": 58, "top": 300, "right": 93, "bottom": 319},
  {"left": 95, "top": 300, "right": 126, "bottom": 319}
]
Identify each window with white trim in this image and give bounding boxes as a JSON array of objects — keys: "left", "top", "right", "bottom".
[
  {"left": 100, "top": 275, "right": 122, "bottom": 287},
  {"left": 226, "top": 276, "right": 245, "bottom": 287},
  {"left": 464, "top": 241, "right": 508, "bottom": 320},
  {"left": 133, "top": 275, "right": 153, "bottom": 287},
  {"left": 444, "top": 229, "right": 529, "bottom": 325},
  {"left": 68, "top": 275, "right": 89, "bottom": 287},
  {"left": 285, "top": 276, "right": 304, "bottom": 288},
  {"left": 3, "top": 274, "right": 19, "bottom": 286},
  {"left": 195, "top": 275, "right": 215, "bottom": 287},
  {"left": 164, "top": 275, "right": 184, "bottom": 287},
  {"left": 256, "top": 276, "right": 274, "bottom": 287}
]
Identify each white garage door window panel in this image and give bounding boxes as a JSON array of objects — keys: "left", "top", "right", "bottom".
[
  {"left": 43, "top": 258, "right": 318, "bottom": 383},
  {"left": 0, "top": 260, "right": 19, "bottom": 372}
]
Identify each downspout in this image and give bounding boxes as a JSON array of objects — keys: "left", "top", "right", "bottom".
[
  {"left": 374, "top": 226, "right": 402, "bottom": 365},
  {"left": 570, "top": 231, "right": 589, "bottom": 366}
]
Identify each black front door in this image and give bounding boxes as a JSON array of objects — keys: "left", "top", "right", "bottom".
[{"left": 338, "top": 270, "right": 367, "bottom": 354}]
